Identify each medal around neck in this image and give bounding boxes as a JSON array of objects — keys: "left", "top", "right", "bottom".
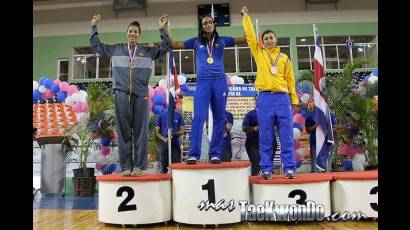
[
  {"left": 271, "top": 66, "right": 278, "bottom": 75},
  {"left": 129, "top": 60, "right": 137, "bottom": 68},
  {"left": 207, "top": 57, "right": 214, "bottom": 64}
]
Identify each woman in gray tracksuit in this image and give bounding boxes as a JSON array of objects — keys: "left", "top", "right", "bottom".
[{"left": 90, "top": 14, "right": 170, "bottom": 176}]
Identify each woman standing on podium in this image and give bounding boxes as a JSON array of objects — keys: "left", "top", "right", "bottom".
[
  {"left": 241, "top": 7, "right": 298, "bottom": 179},
  {"left": 165, "top": 15, "right": 246, "bottom": 164}
]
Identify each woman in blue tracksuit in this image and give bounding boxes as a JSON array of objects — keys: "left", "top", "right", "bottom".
[{"left": 166, "top": 15, "right": 245, "bottom": 164}]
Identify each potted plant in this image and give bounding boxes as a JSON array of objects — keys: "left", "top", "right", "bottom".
[{"left": 65, "top": 123, "right": 98, "bottom": 196}]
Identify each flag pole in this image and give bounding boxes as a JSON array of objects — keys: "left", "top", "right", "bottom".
[{"left": 166, "top": 52, "right": 172, "bottom": 173}]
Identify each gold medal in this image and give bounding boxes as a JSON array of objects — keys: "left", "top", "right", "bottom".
[
  {"left": 207, "top": 57, "right": 214, "bottom": 64},
  {"left": 129, "top": 60, "right": 136, "bottom": 68}
]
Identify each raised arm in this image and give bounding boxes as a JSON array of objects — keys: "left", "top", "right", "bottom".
[
  {"left": 90, "top": 14, "right": 114, "bottom": 58},
  {"left": 164, "top": 19, "right": 185, "bottom": 49},
  {"left": 150, "top": 14, "right": 172, "bottom": 60},
  {"left": 240, "top": 7, "right": 259, "bottom": 57}
]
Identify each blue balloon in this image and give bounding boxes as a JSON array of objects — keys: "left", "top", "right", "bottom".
[
  {"left": 364, "top": 74, "right": 371, "bottom": 81},
  {"left": 56, "top": 91, "right": 67, "bottom": 102},
  {"left": 296, "top": 81, "right": 313, "bottom": 94},
  {"left": 33, "top": 90, "right": 41, "bottom": 101},
  {"left": 50, "top": 84, "right": 60, "bottom": 94},
  {"left": 373, "top": 68, "right": 378, "bottom": 77},
  {"left": 33, "top": 99, "right": 37, "bottom": 104},
  {"left": 153, "top": 94, "right": 165, "bottom": 105},
  {"left": 293, "top": 123, "right": 304, "bottom": 132},
  {"left": 342, "top": 160, "right": 353, "bottom": 171},
  {"left": 180, "top": 84, "right": 189, "bottom": 92},
  {"left": 39, "top": 76, "right": 47, "bottom": 85},
  {"left": 153, "top": 105, "right": 163, "bottom": 114},
  {"left": 101, "top": 136, "right": 111, "bottom": 147},
  {"left": 102, "top": 164, "right": 117, "bottom": 175},
  {"left": 43, "top": 79, "right": 53, "bottom": 89}
]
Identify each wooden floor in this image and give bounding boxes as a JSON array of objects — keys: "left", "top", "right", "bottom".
[{"left": 33, "top": 210, "right": 377, "bottom": 230}]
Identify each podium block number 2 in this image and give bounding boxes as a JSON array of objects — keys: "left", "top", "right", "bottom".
[
  {"left": 202, "top": 179, "right": 216, "bottom": 204},
  {"left": 117, "top": 186, "right": 137, "bottom": 212}
]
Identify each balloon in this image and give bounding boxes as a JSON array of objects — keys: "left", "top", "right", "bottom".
[
  {"left": 38, "top": 85, "right": 47, "bottom": 93},
  {"left": 95, "top": 163, "right": 104, "bottom": 170},
  {"left": 158, "top": 79, "right": 167, "bottom": 89},
  {"left": 296, "top": 148, "right": 305, "bottom": 157},
  {"left": 227, "top": 76, "right": 232, "bottom": 85},
  {"left": 154, "top": 86, "right": 166, "bottom": 96},
  {"left": 67, "top": 85, "right": 78, "bottom": 96},
  {"left": 101, "top": 136, "right": 111, "bottom": 147},
  {"left": 148, "top": 86, "right": 155, "bottom": 99},
  {"left": 237, "top": 77, "right": 244, "bottom": 84},
  {"left": 33, "top": 81, "right": 39, "bottom": 90},
  {"left": 78, "top": 90, "right": 88, "bottom": 103},
  {"left": 176, "top": 103, "right": 182, "bottom": 113},
  {"left": 102, "top": 164, "right": 116, "bottom": 174},
  {"left": 73, "top": 102, "right": 82, "bottom": 113},
  {"left": 50, "top": 84, "right": 60, "bottom": 94},
  {"left": 373, "top": 68, "right": 378, "bottom": 77},
  {"left": 76, "top": 112, "right": 90, "bottom": 123},
  {"left": 39, "top": 76, "right": 47, "bottom": 85},
  {"left": 53, "top": 79, "right": 61, "bottom": 85},
  {"left": 101, "top": 146, "right": 111, "bottom": 156},
  {"left": 293, "top": 123, "right": 304, "bottom": 132},
  {"left": 294, "top": 139, "right": 301, "bottom": 149},
  {"left": 59, "top": 82, "right": 69, "bottom": 92},
  {"left": 80, "top": 102, "right": 89, "bottom": 112},
  {"left": 44, "top": 90, "right": 55, "bottom": 99},
  {"left": 368, "top": 75, "right": 378, "bottom": 84},
  {"left": 33, "top": 90, "right": 41, "bottom": 101},
  {"left": 71, "top": 92, "right": 81, "bottom": 103},
  {"left": 65, "top": 96, "right": 74, "bottom": 106},
  {"left": 89, "top": 149, "right": 101, "bottom": 161},
  {"left": 177, "top": 74, "right": 187, "bottom": 85},
  {"left": 153, "top": 94, "right": 165, "bottom": 105},
  {"left": 180, "top": 84, "right": 189, "bottom": 93},
  {"left": 293, "top": 128, "right": 301, "bottom": 139},
  {"left": 43, "top": 79, "right": 53, "bottom": 89},
  {"left": 56, "top": 91, "right": 67, "bottom": 102},
  {"left": 300, "top": 93, "right": 310, "bottom": 104},
  {"left": 153, "top": 105, "right": 163, "bottom": 114},
  {"left": 293, "top": 113, "right": 305, "bottom": 126}
]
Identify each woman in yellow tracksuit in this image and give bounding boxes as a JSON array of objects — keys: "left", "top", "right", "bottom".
[{"left": 241, "top": 7, "right": 299, "bottom": 179}]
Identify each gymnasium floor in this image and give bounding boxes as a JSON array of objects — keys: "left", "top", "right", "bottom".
[{"left": 33, "top": 194, "right": 377, "bottom": 229}]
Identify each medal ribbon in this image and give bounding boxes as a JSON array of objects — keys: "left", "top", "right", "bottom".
[
  {"left": 266, "top": 50, "right": 281, "bottom": 70},
  {"left": 128, "top": 43, "right": 137, "bottom": 64},
  {"left": 206, "top": 36, "right": 215, "bottom": 59}
]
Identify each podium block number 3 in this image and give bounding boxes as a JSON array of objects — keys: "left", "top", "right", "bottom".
[
  {"left": 288, "top": 189, "right": 307, "bottom": 205},
  {"left": 202, "top": 179, "right": 216, "bottom": 204},
  {"left": 117, "top": 186, "right": 137, "bottom": 212},
  {"left": 370, "top": 186, "right": 378, "bottom": 212}
]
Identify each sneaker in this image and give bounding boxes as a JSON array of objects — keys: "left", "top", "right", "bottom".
[
  {"left": 131, "top": 168, "right": 144, "bottom": 177},
  {"left": 210, "top": 157, "right": 221, "bottom": 164},
  {"left": 121, "top": 170, "right": 131, "bottom": 177},
  {"left": 285, "top": 170, "right": 296, "bottom": 179},
  {"left": 186, "top": 157, "right": 197, "bottom": 164},
  {"left": 261, "top": 171, "right": 272, "bottom": 180}
]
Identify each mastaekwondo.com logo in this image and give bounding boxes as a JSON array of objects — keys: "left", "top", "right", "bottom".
[{"left": 240, "top": 200, "right": 325, "bottom": 221}]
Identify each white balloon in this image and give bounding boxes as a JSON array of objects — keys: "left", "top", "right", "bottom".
[
  {"left": 38, "top": 85, "right": 47, "bottom": 93},
  {"left": 177, "top": 74, "right": 187, "bottom": 85},
  {"left": 33, "top": 81, "right": 39, "bottom": 90},
  {"left": 76, "top": 112, "right": 89, "bottom": 123},
  {"left": 300, "top": 93, "right": 310, "bottom": 104},
  {"left": 237, "top": 77, "right": 244, "bottom": 84},
  {"left": 78, "top": 90, "right": 88, "bottom": 103},
  {"left": 231, "top": 76, "right": 240, "bottom": 84},
  {"left": 65, "top": 96, "right": 74, "bottom": 106},
  {"left": 96, "top": 155, "right": 109, "bottom": 165},
  {"left": 159, "top": 79, "right": 167, "bottom": 89},
  {"left": 368, "top": 75, "right": 378, "bottom": 84},
  {"left": 293, "top": 128, "right": 301, "bottom": 139},
  {"left": 71, "top": 92, "right": 81, "bottom": 103}
]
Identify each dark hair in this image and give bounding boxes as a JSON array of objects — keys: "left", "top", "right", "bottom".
[
  {"left": 127, "top": 21, "right": 141, "bottom": 33},
  {"left": 261, "top": 30, "right": 277, "bottom": 40},
  {"left": 198, "top": 15, "right": 219, "bottom": 46}
]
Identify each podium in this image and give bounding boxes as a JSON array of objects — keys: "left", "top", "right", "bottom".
[
  {"left": 331, "top": 170, "right": 378, "bottom": 218},
  {"left": 170, "top": 161, "right": 251, "bottom": 225},
  {"left": 97, "top": 173, "right": 172, "bottom": 225},
  {"left": 250, "top": 173, "right": 333, "bottom": 218}
]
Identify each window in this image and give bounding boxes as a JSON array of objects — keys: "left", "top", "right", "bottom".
[
  {"left": 73, "top": 47, "right": 111, "bottom": 80},
  {"left": 57, "top": 59, "right": 68, "bottom": 82},
  {"left": 181, "top": 50, "right": 195, "bottom": 74},
  {"left": 324, "top": 46, "right": 338, "bottom": 69},
  {"left": 297, "top": 46, "right": 312, "bottom": 70},
  {"left": 155, "top": 54, "right": 166, "bottom": 76},
  {"left": 238, "top": 47, "right": 252, "bottom": 72},
  {"left": 223, "top": 48, "right": 236, "bottom": 73}
]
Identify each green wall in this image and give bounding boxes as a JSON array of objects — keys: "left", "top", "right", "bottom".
[{"left": 33, "top": 22, "right": 377, "bottom": 82}]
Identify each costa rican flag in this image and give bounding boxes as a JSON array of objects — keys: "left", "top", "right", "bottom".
[{"left": 313, "top": 33, "right": 334, "bottom": 171}]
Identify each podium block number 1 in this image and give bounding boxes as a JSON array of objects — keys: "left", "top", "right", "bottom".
[
  {"left": 202, "top": 179, "right": 216, "bottom": 204},
  {"left": 117, "top": 186, "right": 137, "bottom": 212}
]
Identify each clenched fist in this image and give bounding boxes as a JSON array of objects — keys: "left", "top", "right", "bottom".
[
  {"left": 240, "top": 7, "right": 248, "bottom": 17},
  {"left": 91, "top": 14, "right": 101, "bottom": 26}
]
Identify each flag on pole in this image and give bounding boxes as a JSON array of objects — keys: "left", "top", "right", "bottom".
[
  {"left": 167, "top": 49, "right": 180, "bottom": 129},
  {"left": 312, "top": 25, "right": 334, "bottom": 171},
  {"left": 211, "top": 4, "right": 215, "bottom": 20}
]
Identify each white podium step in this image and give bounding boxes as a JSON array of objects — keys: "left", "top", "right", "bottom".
[
  {"left": 97, "top": 173, "right": 172, "bottom": 225},
  {"left": 170, "top": 161, "right": 251, "bottom": 225},
  {"left": 331, "top": 170, "right": 378, "bottom": 218},
  {"left": 250, "top": 173, "right": 333, "bottom": 219}
]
